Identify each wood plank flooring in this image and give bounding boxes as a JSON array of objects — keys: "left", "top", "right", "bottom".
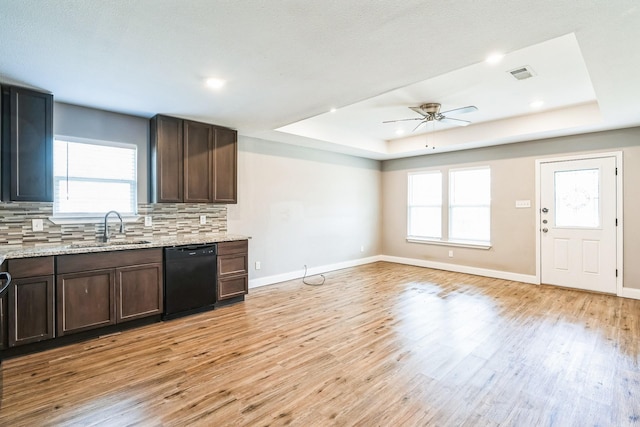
[{"left": 0, "top": 262, "right": 639, "bottom": 426}]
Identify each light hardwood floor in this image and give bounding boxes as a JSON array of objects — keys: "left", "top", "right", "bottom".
[{"left": 0, "top": 262, "right": 639, "bottom": 426}]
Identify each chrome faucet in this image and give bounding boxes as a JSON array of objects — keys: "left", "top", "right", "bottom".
[{"left": 103, "top": 210, "right": 124, "bottom": 242}]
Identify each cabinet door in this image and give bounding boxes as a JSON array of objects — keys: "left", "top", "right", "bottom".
[
  {"left": 57, "top": 269, "right": 116, "bottom": 336},
  {"left": 0, "top": 293, "right": 7, "bottom": 349},
  {"left": 116, "top": 263, "right": 163, "bottom": 322},
  {"left": 8, "top": 275, "right": 55, "bottom": 347},
  {"left": 2, "top": 86, "right": 53, "bottom": 201},
  {"left": 183, "top": 120, "right": 213, "bottom": 203},
  {"left": 151, "top": 115, "right": 183, "bottom": 202},
  {"left": 213, "top": 127, "right": 237, "bottom": 203}
]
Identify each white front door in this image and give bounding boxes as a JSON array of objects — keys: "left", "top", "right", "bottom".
[{"left": 540, "top": 156, "right": 617, "bottom": 294}]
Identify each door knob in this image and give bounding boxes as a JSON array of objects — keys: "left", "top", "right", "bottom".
[
  {"left": 542, "top": 219, "right": 548, "bottom": 224},
  {"left": 542, "top": 228, "right": 548, "bottom": 233},
  {"left": 542, "top": 207, "right": 548, "bottom": 213}
]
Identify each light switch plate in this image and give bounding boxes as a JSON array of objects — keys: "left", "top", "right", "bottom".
[
  {"left": 515, "top": 200, "right": 531, "bottom": 208},
  {"left": 199, "top": 215, "right": 207, "bottom": 225},
  {"left": 144, "top": 216, "right": 152, "bottom": 227}
]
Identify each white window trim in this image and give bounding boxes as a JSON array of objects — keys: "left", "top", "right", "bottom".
[
  {"left": 406, "top": 165, "right": 492, "bottom": 249},
  {"left": 52, "top": 135, "right": 138, "bottom": 223}
]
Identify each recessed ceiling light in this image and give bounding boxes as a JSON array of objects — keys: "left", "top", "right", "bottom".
[
  {"left": 530, "top": 100, "right": 544, "bottom": 109},
  {"left": 395, "top": 129, "right": 405, "bottom": 136},
  {"left": 329, "top": 108, "right": 337, "bottom": 113},
  {"left": 485, "top": 53, "right": 505, "bottom": 64},
  {"left": 205, "top": 78, "right": 226, "bottom": 90}
]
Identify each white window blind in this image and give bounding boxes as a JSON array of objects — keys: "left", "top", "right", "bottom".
[
  {"left": 53, "top": 139, "right": 137, "bottom": 217},
  {"left": 407, "top": 171, "right": 442, "bottom": 239},
  {"left": 449, "top": 167, "right": 491, "bottom": 244}
]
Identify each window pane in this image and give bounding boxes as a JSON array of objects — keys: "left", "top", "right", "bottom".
[
  {"left": 450, "top": 169, "right": 490, "bottom": 204},
  {"left": 450, "top": 207, "right": 490, "bottom": 242},
  {"left": 554, "top": 169, "right": 599, "bottom": 228},
  {"left": 408, "top": 207, "right": 442, "bottom": 238},
  {"left": 56, "top": 180, "right": 134, "bottom": 214},
  {"left": 54, "top": 139, "right": 137, "bottom": 216},
  {"left": 409, "top": 172, "right": 442, "bottom": 205}
]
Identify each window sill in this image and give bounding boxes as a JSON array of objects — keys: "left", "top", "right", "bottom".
[
  {"left": 406, "top": 237, "right": 492, "bottom": 250},
  {"left": 49, "top": 215, "right": 141, "bottom": 225}
]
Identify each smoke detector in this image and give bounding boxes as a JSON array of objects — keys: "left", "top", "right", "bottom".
[{"left": 508, "top": 66, "right": 536, "bottom": 80}]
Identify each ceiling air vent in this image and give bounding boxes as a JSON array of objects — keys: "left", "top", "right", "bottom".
[{"left": 508, "top": 66, "right": 536, "bottom": 80}]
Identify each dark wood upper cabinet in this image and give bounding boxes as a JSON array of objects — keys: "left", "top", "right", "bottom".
[
  {"left": 150, "top": 115, "right": 183, "bottom": 203},
  {"left": 184, "top": 120, "right": 214, "bottom": 203},
  {"left": 150, "top": 115, "right": 237, "bottom": 204},
  {"left": 1, "top": 86, "right": 53, "bottom": 202},
  {"left": 213, "top": 127, "right": 238, "bottom": 203}
]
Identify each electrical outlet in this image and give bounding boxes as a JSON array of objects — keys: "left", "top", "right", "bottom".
[
  {"left": 515, "top": 200, "right": 531, "bottom": 208},
  {"left": 199, "top": 215, "right": 207, "bottom": 225},
  {"left": 255, "top": 261, "right": 261, "bottom": 270},
  {"left": 448, "top": 250, "right": 454, "bottom": 258},
  {"left": 32, "top": 219, "right": 44, "bottom": 232},
  {"left": 144, "top": 216, "right": 152, "bottom": 227}
]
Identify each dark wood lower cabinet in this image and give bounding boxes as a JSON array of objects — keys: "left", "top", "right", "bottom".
[
  {"left": 116, "top": 263, "right": 163, "bottom": 323},
  {"left": 4, "top": 257, "right": 55, "bottom": 347},
  {"left": 56, "top": 249, "right": 163, "bottom": 336},
  {"left": 9, "top": 275, "right": 55, "bottom": 346},
  {"left": 0, "top": 293, "right": 7, "bottom": 349},
  {"left": 57, "top": 269, "right": 115, "bottom": 336},
  {"left": 217, "top": 240, "right": 249, "bottom": 301}
]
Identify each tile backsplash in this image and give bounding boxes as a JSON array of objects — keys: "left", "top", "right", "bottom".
[{"left": 0, "top": 202, "right": 227, "bottom": 247}]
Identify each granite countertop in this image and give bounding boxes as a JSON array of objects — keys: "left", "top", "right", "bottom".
[{"left": 1, "top": 233, "right": 250, "bottom": 260}]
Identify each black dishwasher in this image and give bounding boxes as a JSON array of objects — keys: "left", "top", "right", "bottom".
[{"left": 163, "top": 244, "right": 217, "bottom": 320}]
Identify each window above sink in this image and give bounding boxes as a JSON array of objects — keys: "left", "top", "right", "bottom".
[{"left": 51, "top": 136, "right": 138, "bottom": 223}]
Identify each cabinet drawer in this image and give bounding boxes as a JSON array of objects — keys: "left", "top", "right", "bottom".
[
  {"left": 218, "top": 275, "right": 248, "bottom": 300},
  {"left": 6, "top": 257, "right": 54, "bottom": 278},
  {"left": 218, "top": 253, "right": 248, "bottom": 277},
  {"left": 217, "top": 240, "right": 248, "bottom": 255}
]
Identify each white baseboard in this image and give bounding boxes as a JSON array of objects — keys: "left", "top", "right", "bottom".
[
  {"left": 248, "top": 253, "right": 637, "bottom": 300},
  {"left": 620, "top": 287, "right": 640, "bottom": 300},
  {"left": 380, "top": 255, "right": 539, "bottom": 285},
  {"left": 248, "top": 255, "right": 383, "bottom": 289}
]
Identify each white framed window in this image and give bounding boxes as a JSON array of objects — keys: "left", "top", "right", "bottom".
[
  {"left": 407, "top": 166, "right": 491, "bottom": 247},
  {"left": 407, "top": 171, "right": 442, "bottom": 239},
  {"left": 53, "top": 137, "right": 137, "bottom": 218},
  {"left": 449, "top": 167, "right": 491, "bottom": 244}
]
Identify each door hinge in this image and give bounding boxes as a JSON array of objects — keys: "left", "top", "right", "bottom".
[
  {"left": 615, "top": 167, "right": 618, "bottom": 175},
  {"left": 615, "top": 218, "right": 618, "bottom": 226},
  {"left": 616, "top": 269, "right": 618, "bottom": 277}
]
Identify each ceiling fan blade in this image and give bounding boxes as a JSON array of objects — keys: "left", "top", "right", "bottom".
[
  {"left": 439, "top": 117, "right": 471, "bottom": 126},
  {"left": 411, "top": 121, "right": 426, "bottom": 132},
  {"left": 382, "top": 118, "right": 423, "bottom": 123},
  {"left": 409, "top": 106, "right": 428, "bottom": 117},
  {"left": 440, "top": 105, "right": 478, "bottom": 116}
]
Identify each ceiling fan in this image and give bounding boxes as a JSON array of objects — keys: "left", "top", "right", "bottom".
[{"left": 383, "top": 103, "right": 478, "bottom": 132}]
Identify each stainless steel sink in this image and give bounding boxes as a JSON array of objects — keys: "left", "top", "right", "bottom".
[{"left": 66, "top": 240, "right": 152, "bottom": 249}]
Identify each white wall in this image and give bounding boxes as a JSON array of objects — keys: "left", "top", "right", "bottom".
[{"left": 227, "top": 136, "right": 381, "bottom": 285}]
